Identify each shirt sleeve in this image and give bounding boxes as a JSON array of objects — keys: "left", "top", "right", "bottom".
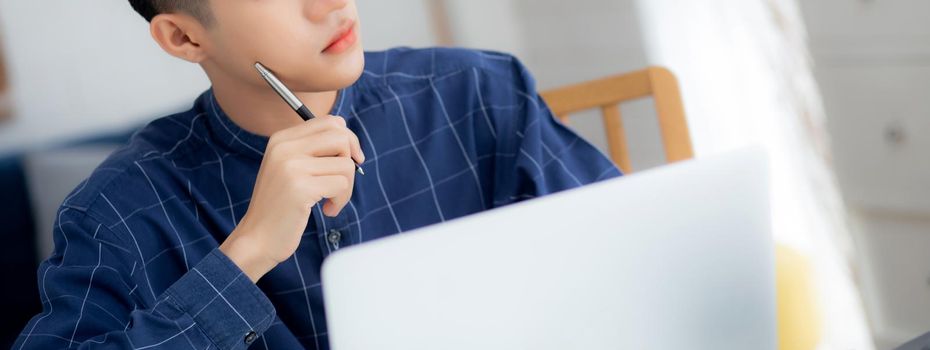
[
  {"left": 13, "top": 208, "right": 276, "bottom": 350},
  {"left": 477, "top": 52, "right": 623, "bottom": 207}
]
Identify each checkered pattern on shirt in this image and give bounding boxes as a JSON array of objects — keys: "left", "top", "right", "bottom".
[{"left": 14, "top": 47, "right": 621, "bottom": 350}]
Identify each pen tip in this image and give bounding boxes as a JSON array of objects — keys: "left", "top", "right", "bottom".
[{"left": 357, "top": 166, "right": 365, "bottom": 175}]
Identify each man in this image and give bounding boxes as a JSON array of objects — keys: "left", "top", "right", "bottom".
[{"left": 14, "top": 0, "right": 621, "bottom": 349}]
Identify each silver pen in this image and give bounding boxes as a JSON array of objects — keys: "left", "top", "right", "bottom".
[{"left": 254, "top": 62, "right": 364, "bottom": 175}]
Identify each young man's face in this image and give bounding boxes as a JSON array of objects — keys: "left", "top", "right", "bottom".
[{"left": 201, "top": 0, "right": 364, "bottom": 92}]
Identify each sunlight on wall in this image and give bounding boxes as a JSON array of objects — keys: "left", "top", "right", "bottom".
[{"left": 635, "top": 0, "right": 873, "bottom": 349}]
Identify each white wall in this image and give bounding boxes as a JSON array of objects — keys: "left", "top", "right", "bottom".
[
  {"left": 0, "top": 0, "right": 667, "bottom": 169},
  {"left": 356, "top": 0, "right": 436, "bottom": 51},
  {"left": 0, "top": 0, "right": 208, "bottom": 152},
  {"left": 5, "top": 2, "right": 923, "bottom": 347},
  {"left": 0, "top": 0, "right": 438, "bottom": 153},
  {"left": 799, "top": 0, "right": 930, "bottom": 348},
  {"left": 442, "top": 0, "right": 526, "bottom": 57},
  {"left": 635, "top": 0, "right": 872, "bottom": 349},
  {"left": 441, "top": 0, "right": 665, "bottom": 170},
  {"left": 521, "top": 0, "right": 670, "bottom": 170}
]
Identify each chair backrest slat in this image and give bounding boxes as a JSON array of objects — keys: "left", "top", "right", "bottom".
[{"left": 541, "top": 66, "right": 694, "bottom": 173}]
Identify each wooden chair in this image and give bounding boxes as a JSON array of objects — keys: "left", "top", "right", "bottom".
[
  {"left": 543, "top": 68, "right": 823, "bottom": 350},
  {"left": 540, "top": 67, "right": 693, "bottom": 174}
]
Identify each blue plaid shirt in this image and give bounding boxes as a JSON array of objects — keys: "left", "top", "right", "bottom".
[{"left": 15, "top": 47, "right": 621, "bottom": 350}]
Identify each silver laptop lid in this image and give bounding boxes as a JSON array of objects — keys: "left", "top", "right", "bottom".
[{"left": 322, "top": 148, "right": 775, "bottom": 350}]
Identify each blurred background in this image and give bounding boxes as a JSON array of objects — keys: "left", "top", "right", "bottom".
[{"left": 0, "top": 0, "right": 927, "bottom": 349}]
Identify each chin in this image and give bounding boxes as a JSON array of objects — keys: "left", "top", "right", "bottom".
[
  {"left": 300, "top": 49, "right": 365, "bottom": 91},
  {"left": 261, "top": 45, "right": 365, "bottom": 92},
  {"left": 328, "top": 46, "right": 366, "bottom": 88}
]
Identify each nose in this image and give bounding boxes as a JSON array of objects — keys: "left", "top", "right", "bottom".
[{"left": 305, "top": 0, "right": 350, "bottom": 22}]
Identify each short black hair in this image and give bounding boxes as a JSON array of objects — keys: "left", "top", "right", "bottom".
[{"left": 128, "top": 0, "right": 212, "bottom": 24}]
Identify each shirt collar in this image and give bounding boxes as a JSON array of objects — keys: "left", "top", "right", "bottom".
[{"left": 202, "top": 85, "right": 355, "bottom": 161}]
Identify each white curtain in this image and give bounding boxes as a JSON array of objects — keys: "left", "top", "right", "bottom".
[{"left": 635, "top": 0, "right": 873, "bottom": 349}]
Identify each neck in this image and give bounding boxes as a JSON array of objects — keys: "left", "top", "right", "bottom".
[{"left": 206, "top": 67, "right": 339, "bottom": 137}]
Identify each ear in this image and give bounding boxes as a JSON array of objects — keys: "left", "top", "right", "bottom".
[{"left": 149, "top": 14, "right": 209, "bottom": 63}]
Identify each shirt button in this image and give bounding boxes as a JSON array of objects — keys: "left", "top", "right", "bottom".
[
  {"left": 327, "top": 229, "right": 343, "bottom": 245},
  {"left": 244, "top": 331, "right": 258, "bottom": 344}
]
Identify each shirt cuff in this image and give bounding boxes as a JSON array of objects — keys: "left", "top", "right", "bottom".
[{"left": 164, "top": 248, "right": 276, "bottom": 350}]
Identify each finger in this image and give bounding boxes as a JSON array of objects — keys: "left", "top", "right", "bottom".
[
  {"left": 322, "top": 158, "right": 357, "bottom": 217},
  {"left": 272, "top": 129, "right": 350, "bottom": 160},
  {"left": 305, "top": 130, "right": 353, "bottom": 158},
  {"left": 317, "top": 116, "right": 362, "bottom": 164},
  {"left": 322, "top": 189, "right": 353, "bottom": 217},
  {"left": 274, "top": 115, "right": 347, "bottom": 144},
  {"left": 305, "top": 175, "right": 351, "bottom": 206},
  {"left": 304, "top": 157, "right": 358, "bottom": 177},
  {"left": 320, "top": 175, "right": 355, "bottom": 217},
  {"left": 348, "top": 129, "right": 365, "bottom": 164},
  {"left": 318, "top": 115, "right": 363, "bottom": 163}
]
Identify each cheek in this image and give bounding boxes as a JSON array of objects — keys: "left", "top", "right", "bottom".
[
  {"left": 212, "top": 16, "right": 311, "bottom": 64},
  {"left": 206, "top": 16, "right": 363, "bottom": 90},
  {"left": 244, "top": 34, "right": 304, "bottom": 66},
  {"left": 250, "top": 30, "right": 323, "bottom": 72}
]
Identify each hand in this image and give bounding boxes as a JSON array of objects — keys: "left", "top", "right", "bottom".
[{"left": 219, "top": 115, "right": 365, "bottom": 282}]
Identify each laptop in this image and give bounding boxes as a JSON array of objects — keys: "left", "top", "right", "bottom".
[{"left": 321, "top": 148, "right": 776, "bottom": 350}]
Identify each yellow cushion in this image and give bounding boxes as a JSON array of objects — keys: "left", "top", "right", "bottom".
[{"left": 776, "top": 245, "right": 822, "bottom": 350}]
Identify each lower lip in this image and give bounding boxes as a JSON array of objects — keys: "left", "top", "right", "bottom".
[{"left": 323, "top": 26, "right": 358, "bottom": 55}]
